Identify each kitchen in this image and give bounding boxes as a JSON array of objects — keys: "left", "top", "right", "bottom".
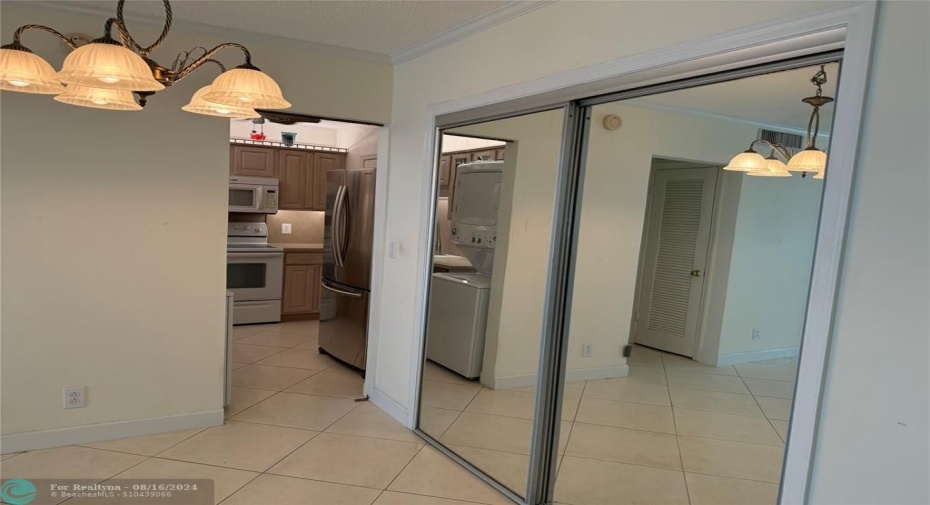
[{"left": 225, "top": 113, "right": 380, "bottom": 411}]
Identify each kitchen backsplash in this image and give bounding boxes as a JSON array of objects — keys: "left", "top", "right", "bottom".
[{"left": 267, "top": 210, "right": 325, "bottom": 243}]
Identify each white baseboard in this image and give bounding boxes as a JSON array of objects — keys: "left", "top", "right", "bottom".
[
  {"left": 714, "top": 347, "right": 800, "bottom": 367},
  {"left": 0, "top": 409, "right": 224, "bottom": 454},
  {"left": 368, "top": 387, "right": 411, "bottom": 429},
  {"left": 487, "top": 365, "right": 629, "bottom": 390}
]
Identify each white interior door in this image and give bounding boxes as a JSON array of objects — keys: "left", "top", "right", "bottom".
[{"left": 634, "top": 166, "right": 717, "bottom": 356}]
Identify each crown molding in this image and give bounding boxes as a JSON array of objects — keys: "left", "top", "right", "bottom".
[
  {"left": 623, "top": 99, "right": 832, "bottom": 139},
  {"left": 390, "top": 1, "right": 555, "bottom": 65},
  {"left": 20, "top": 1, "right": 392, "bottom": 64}
]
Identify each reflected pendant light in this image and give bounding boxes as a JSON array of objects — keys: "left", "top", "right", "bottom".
[
  {"left": 788, "top": 66, "right": 832, "bottom": 176},
  {"left": 183, "top": 84, "right": 260, "bottom": 118},
  {"left": 724, "top": 149, "right": 767, "bottom": 172},
  {"left": 0, "top": 44, "right": 65, "bottom": 94},
  {"left": 201, "top": 66, "right": 291, "bottom": 109},
  {"left": 748, "top": 155, "right": 792, "bottom": 177},
  {"left": 54, "top": 84, "right": 142, "bottom": 110}
]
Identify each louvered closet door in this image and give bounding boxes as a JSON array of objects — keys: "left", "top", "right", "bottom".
[{"left": 635, "top": 167, "right": 717, "bottom": 356}]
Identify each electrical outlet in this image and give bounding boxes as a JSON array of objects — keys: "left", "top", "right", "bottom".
[
  {"left": 281, "top": 223, "right": 292, "bottom": 234},
  {"left": 581, "top": 342, "right": 593, "bottom": 357},
  {"left": 63, "top": 387, "right": 86, "bottom": 409},
  {"left": 752, "top": 328, "right": 762, "bottom": 340}
]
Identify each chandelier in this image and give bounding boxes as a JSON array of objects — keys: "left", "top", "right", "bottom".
[
  {"left": 725, "top": 65, "right": 832, "bottom": 180},
  {"left": 0, "top": 0, "right": 289, "bottom": 118}
]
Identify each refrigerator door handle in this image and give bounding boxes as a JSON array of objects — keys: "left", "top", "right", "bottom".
[
  {"left": 339, "top": 185, "right": 350, "bottom": 267},
  {"left": 321, "top": 281, "right": 363, "bottom": 299},
  {"left": 333, "top": 186, "right": 347, "bottom": 268}
]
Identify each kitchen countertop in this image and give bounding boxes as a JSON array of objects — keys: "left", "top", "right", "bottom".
[{"left": 271, "top": 243, "right": 324, "bottom": 252}]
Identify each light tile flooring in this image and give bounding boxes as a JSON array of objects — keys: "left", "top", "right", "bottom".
[
  {"left": 0, "top": 322, "right": 797, "bottom": 505},
  {"left": 420, "top": 344, "right": 797, "bottom": 505},
  {"left": 0, "top": 321, "right": 510, "bottom": 505}
]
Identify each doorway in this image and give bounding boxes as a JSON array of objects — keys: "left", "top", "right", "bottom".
[{"left": 632, "top": 160, "right": 719, "bottom": 357}]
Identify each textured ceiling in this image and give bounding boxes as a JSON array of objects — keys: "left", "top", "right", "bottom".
[
  {"left": 67, "top": 0, "right": 509, "bottom": 57},
  {"left": 629, "top": 63, "right": 840, "bottom": 133}
]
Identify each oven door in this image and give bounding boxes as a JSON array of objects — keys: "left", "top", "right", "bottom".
[
  {"left": 227, "top": 251, "right": 283, "bottom": 301},
  {"left": 229, "top": 184, "right": 262, "bottom": 213}
]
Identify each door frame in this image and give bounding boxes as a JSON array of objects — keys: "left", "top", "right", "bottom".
[
  {"left": 385, "top": 3, "right": 877, "bottom": 504},
  {"left": 629, "top": 160, "right": 725, "bottom": 359}
]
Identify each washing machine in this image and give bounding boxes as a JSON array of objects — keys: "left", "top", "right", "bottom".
[
  {"left": 426, "top": 161, "right": 502, "bottom": 379},
  {"left": 426, "top": 273, "right": 492, "bottom": 378}
]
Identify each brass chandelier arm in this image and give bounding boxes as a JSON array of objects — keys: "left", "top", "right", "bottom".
[
  {"left": 172, "top": 43, "right": 253, "bottom": 82},
  {"left": 205, "top": 58, "right": 227, "bottom": 73},
  {"left": 10, "top": 24, "right": 79, "bottom": 50},
  {"left": 116, "top": 0, "right": 172, "bottom": 57},
  {"left": 103, "top": 18, "right": 134, "bottom": 48},
  {"left": 749, "top": 139, "right": 792, "bottom": 161}
]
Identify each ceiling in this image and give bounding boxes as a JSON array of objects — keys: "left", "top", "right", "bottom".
[
  {"left": 64, "top": 0, "right": 509, "bottom": 58},
  {"left": 628, "top": 62, "right": 840, "bottom": 134}
]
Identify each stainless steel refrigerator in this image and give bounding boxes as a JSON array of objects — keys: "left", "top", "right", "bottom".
[{"left": 320, "top": 168, "right": 376, "bottom": 372}]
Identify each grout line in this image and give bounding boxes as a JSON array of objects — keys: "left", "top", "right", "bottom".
[
  {"left": 375, "top": 443, "right": 429, "bottom": 503},
  {"left": 663, "top": 356, "right": 693, "bottom": 505}
]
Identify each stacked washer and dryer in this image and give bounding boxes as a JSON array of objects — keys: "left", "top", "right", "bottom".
[{"left": 426, "top": 160, "right": 503, "bottom": 379}]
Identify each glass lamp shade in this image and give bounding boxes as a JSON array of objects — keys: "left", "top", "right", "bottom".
[
  {"left": 202, "top": 67, "right": 291, "bottom": 109},
  {"left": 748, "top": 157, "right": 792, "bottom": 177},
  {"left": 787, "top": 146, "right": 827, "bottom": 173},
  {"left": 54, "top": 84, "right": 142, "bottom": 111},
  {"left": 724, "top": 150, "right": 767, "bottom": 172},
  {"left": 0, "top": 48, "right": 65, "bottom": 94},
  {"left": 183, "top": 85, "right": 260, "bottom": 118},
  {"left": 57, "top": 42, "right": 164, "bottom": 92}
]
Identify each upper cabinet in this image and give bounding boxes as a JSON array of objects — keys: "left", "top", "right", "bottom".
[
  {"left": 277, "top": 150, "right": 310, "bottom": 209},
  {"left": 438, "top": 155, "right": 452, "bottom": 197},
  {"left": 312, "top": 152, "right": 346, "bottom": 211},
  {"left": 230, "top": 145, "right": 276, "bottom": 177},
  {"left": 230, "top": 144, "right": 347, "bottom": 211}
]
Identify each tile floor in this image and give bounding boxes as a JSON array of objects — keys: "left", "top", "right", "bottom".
[
  {"left": 0, "top": 321, "right": 510, "bottom": 505},
  {"left": 420, "top": 344, "right": 797, "bottom": 505},
  {"left": 0, "top": 321, "right": 797, "bottom": 505}
]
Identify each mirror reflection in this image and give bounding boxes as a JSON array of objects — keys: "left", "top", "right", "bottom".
[
  {"left": 554, "top": 62, "right": 838, "bottom": 505},
  {"left": 418, "top": 108, "right": 566, "bottom": 498}
]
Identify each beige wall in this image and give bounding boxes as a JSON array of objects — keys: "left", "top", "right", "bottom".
[
  {"left": 807, "top": 3, "right": 929, "bottom": 502},
  {"left": 376, "top": 1, "right": 928, "bottom": 503},
  {"left": 0, "top": 2, "right": 391, "bottom": 446}
]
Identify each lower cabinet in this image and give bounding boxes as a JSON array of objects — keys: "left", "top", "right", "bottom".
[{"left": 282, "top": 252, "right": 322, "bottom": 318}]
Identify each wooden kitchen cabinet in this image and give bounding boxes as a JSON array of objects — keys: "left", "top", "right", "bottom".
[
  {"left": 438, "top": 155, "right": 452, "bottom": 197},
  {"left": 311, "top": 152, "right": 345, "bottom": 211},
  {"left": 229, "top": 145, "right": 276, "bottom": 177},
  {"left": 282, "top": 252, "right": 323, "bottom": 318},
  {"left": 263, "top": 146, "right": 346, "bottom": 211},
  {"left": 277, "top": 150, "right": 310, "bottom": 209}
]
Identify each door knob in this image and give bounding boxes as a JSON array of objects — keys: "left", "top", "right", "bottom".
[{"left": 690, "top": 269, "right": 702, "bottom": 278}]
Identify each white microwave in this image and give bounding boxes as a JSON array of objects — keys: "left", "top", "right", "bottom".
[{"left": 229, "top": 176, "right": 279, "bottom": 214}]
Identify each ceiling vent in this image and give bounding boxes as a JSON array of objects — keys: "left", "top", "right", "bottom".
[{"left": 758, "top": 129, "right": 803, "bottom": 154}]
